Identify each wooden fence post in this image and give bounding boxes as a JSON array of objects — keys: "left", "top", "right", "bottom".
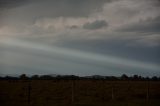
[
  {"left": 28, "top": 81, "right": 31, "bottom": 105},
  {"left": 146, "top": 81, "right": 149, "bottom": 101},
  {"left": 111, "top": 83, "right": 114, "bottom": 100},
  {"left": 71, "top": 80, "right": 75, "bottom": 104},
  {"left": 102, "top": 80, "right": 105, "bottom": 101}
]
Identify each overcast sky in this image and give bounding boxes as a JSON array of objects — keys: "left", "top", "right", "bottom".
[{"left": 0, "top": 0, "right": 160, "bottom": 76}]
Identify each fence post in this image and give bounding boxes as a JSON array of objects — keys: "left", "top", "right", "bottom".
[
  {"left": 146, "top": 80, "right": 149, "bottom": 101},
  {"left": 111, "top": 83, "right": 114, "bottom": 100},
  {"left": 28, "top": 81, "right": 31, "bottom": 105},
  {"left": 71, "top": 80, "right": 75, "bottom": 104},
  {"left": 102, "top": 80, "right": 105, "bottom": 101}
]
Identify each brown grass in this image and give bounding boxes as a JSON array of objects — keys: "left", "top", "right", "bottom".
[{"left": 0, "top": 80, "right": 160, "bottom": 106}]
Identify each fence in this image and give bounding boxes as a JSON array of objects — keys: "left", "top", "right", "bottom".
[{"left": 0, "top": 80, "right": 160, "bottom": 106}]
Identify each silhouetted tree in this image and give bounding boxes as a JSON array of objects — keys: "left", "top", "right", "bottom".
[
  {"left": 31, "top": 75, "right": 39, "bottom": 80},
  {"left": 152, "top": 76, "right": 158, "bottom": 81},
  {"left": 145, "top": 76, "right": 150, "bottom": 81},
  {"left": 20, "top": 74, "right": 28, "bottom": 80},
  {"left": 0, "top": 76, "right": 3, "bottom": 80},
  {"left": 61, "top": 75, "right": 79, "bottom": 80},
  {"left": 39, "top": 75, "right": 53, "bottom": 80},
  {"left": 131, "top": 75, "right": 144, "bottom": 80},
  {"left": 4, "top": 76, "right": 18, "bottom": 80},
  {"left": 121, "top": 74, "right": 128, "bottom": 80},
  {"left": 133, "top": 75, "right": 139, "bottom": 80},
  {"left": 138, "top": 76, "right": 143, "bottom": 80},
  {"left": 0, "top": 74, "right": 159, "bottom": 81},
  {"left": 105, "top": 76, "right": 118, "bottom": 81}
]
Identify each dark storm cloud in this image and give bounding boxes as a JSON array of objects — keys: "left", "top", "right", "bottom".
[
  {"left": 0, "top": 0, "right": 30, "bottom": 9},
  {"left": 119, "top": 16, "right": 160, "bottom": 33},
  {"left": 0, "top": 0, "right": 30, "bottom": 26},
  {"left": 51, "top": 0, "right": 107, "bottom": 17},
  {"left": 0, "top": 0, "right": 109, "bottom": 18},
  {"left": 83, "top": 20, "right": 108, "bottom": 30},
  {"left": 0, "top": 0, "right": 110, "bottom": 28}
]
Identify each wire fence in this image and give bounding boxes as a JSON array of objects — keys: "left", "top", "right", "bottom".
[{"left": 0, "top": 80, "right": 160, "bottom": 106}]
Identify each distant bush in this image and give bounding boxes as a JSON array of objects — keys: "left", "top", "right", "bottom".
[
  {"left": 31, "top": 75, "right": 39, "bottom": 79},
  {"left": 19, "top": 74, "right": 28, "bottom": 80},
  {"left": 0, "top": 74, "right": 160, "bottom": 81}
]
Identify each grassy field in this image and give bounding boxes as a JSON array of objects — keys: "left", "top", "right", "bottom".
[{"left": 0, "top": 80, "right": 160, "bottom": 106}]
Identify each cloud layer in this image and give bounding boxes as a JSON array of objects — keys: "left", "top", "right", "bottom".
[{"left": 0, "top": 0, "right": 160, "bottom": 76}]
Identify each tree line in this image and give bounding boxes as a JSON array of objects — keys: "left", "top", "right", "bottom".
[{"left": 0, "top": 74, "right": 160, "bottom": 81}]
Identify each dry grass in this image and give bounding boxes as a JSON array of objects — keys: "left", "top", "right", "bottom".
[{"left": 0, "top": 80, "right": 160, "bottom": 106}]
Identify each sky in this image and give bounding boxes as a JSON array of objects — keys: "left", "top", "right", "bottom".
[{"left": 0, "top": 0, "right": 160, "bottom": 76}]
